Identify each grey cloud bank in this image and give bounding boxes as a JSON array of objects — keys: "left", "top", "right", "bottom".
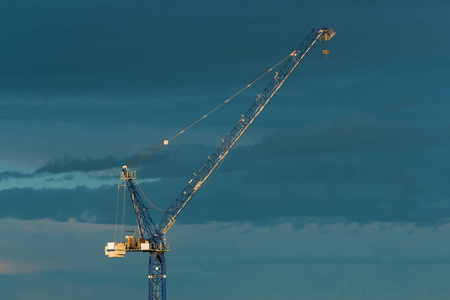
[{"left": 1, "top": 218, "right": 450, "bottom": 300}]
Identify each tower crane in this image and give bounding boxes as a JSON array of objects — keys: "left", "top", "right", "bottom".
[{"left": 105, "top": 27, "right": 336, "bottom": 300}]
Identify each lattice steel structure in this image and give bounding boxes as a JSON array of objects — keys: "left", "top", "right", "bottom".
[{"left": 105, "top": 27, "right": 336, "bottom": 300}]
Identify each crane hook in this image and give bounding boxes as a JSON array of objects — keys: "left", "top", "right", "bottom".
[{"left": 323, "top": 50, "right": 330, "bottom": 58}]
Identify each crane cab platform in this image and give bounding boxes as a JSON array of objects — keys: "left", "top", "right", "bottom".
[{"left": 105, "top": 236, "right": 170, "bottom": 257}]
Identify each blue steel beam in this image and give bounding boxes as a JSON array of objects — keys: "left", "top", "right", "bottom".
[
  {"left": 148, "top": 252, "right": 167, "bottom": 300},
  {"left": 122, "top": 166, "right": 160, "bottom": 240}
]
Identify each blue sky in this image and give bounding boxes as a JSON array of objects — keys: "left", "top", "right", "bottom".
[{"left": 1, "top": 0, "right": 450, "bottom": 299}]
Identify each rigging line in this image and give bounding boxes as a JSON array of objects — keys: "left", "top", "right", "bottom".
[
  {"left": 167, "top": 52, "right": 294, "bottom": 143},
  {"left": 126, "top": 142, "right": 164, "bottom": 167},
  {"left": 135, "top": 182, "right": 177, "bottom": 212},
  {"left": 128, "top": 143, "right": 168, "bottom": 168},
  {"left": 121, "top": 185, "right": 126, "bottom": 241},
  {"left": 135, "top": 182, "right": 159, "bottom": 210},
  {"left": 125, "top": 52, "right": 294, "bottom": 167},
  {"left": 114, "top": 182, "right": 121, "bottom": 243}
]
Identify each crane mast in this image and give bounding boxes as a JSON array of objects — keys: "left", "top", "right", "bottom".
[{"left": 105, "top": 27, "right": 336, "bottom": 300}]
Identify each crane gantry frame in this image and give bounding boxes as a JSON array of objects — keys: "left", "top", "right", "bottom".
[{"left": 105, "top": 27, "right": 336, "bottom": 300}]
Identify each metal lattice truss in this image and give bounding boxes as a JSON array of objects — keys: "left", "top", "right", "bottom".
[{"left": 115, "top": 27, "right": 335, "bottom": 300}]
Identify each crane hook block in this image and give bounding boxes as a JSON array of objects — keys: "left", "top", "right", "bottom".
[{"left": 323, "top": 50, "right": 330, "bottom": 58}]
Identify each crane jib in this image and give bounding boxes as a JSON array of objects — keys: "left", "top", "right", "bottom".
[
  {"left": 158, "top": 27, "right": 335, "bottom": 235},
  {"left": 121, "top": 28, "right": 336, "bottom": 239}
]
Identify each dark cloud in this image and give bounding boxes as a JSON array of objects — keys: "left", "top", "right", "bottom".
[
  {"left": 0, "top": 171, "right": 34, "bottom": 181},
  {"left": 2, "top": 146, "right": 450, "bottom": 226},
  {"left": 1, "top": 0, "right": 446, "bottom": 100},
  {"left": 167, "top": 160, "right": 450, "bottom": 226},
  {"left": 35, "top": 155, "right": 127, "bottom": 174},
  {"left": 0, "top": 142, "right": 224, "bottom": 184},
  {"left": 29, "top": 112, "right": 443, "bottom": 177},
  {"left": 0, "top": 0, "right": 305, "bottom": 96},
  {"left": 4, "top": 112, "right": 448, "bottom": 226},
  {"left": 0, "top": 185, "right": 116, "bottom": 223},
  {"left": 249, "top": 114, "right": 447, "bottom": 158},
  {"left": 33, "top": 144, "right": 208, "bottom": 178}
]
